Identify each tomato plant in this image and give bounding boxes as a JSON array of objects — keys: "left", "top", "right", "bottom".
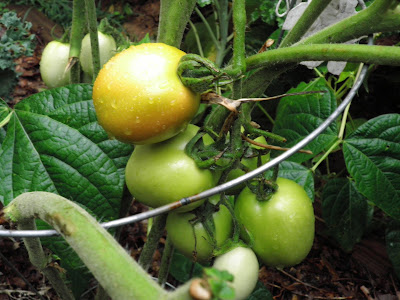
[
  {"left": 166, "top": 195, "right": 233, "bottom": 263},
  {"left": 40, "top": 41, "right": 70, "bottom": 88},
  {"left": 234, "top": 178, "right": 315, "bottom": 267},
  {"left": 92, "top": 43, "right": 201, "bottom": 144},
  {"left": 212, "top": 246, "right": 259, "bottom": 300},
  {"left": 79, "top": 31, "right": 116, "bottom": 77},
  {"left": 125, "top": 124, "right": 215, "bottom": 212}
]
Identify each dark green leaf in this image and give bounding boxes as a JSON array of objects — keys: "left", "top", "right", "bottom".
[
  {"left": 343, "top": 114, "right": 400, "bottom": 220},
  {"left": 169, "top": 251, "right": 204, "bottom": 283},
  {"left": 264, "top": 161, "right": 314, "bottom": 201},
  {"left": 322, "top": 178, "right": 369, "bottom": 252},
  {"left": 0, "top": 84, "right": 133, "bottom": 294},
  {"left": 386, "top": 224, "right": 400, "bottom": 280},
  {"left": 247, "top": 281, "right": 273, "bottom": 300},
  {"left": 0, "top": 84, "right": 133, "bottom": 219},
  {"left": 272, "top": 78, "right": 338, "bottom": 163}
]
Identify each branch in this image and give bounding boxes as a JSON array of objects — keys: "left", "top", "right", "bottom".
[
  {"left": 280, "top": 0, "right": 333, "bottom": 47},
  {"left": 300, "top": 0, "right": 400, "bottom": 45},
  {"left": 4, "top": 192, "right": 165, "bottom": 300},
  {"left": 246, "top": 43, "right": 400, "bottom": 71},
  {"left": 157, "top": 0, "right": 197, "bottom": 47}
]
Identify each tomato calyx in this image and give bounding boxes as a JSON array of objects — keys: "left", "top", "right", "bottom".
[{"left": 178, "top": 54, "right": 233, "bottom": 94}]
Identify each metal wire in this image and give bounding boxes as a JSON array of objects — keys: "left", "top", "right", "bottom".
[{"left": 0, "top": 61, "right": 369, "bottom": 238}]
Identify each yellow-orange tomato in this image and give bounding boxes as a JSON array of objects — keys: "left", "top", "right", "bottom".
[{"left": 92, "top": 43, "right": 200, "bottom": 144}]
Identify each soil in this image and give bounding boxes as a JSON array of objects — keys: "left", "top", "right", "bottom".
[{"left": 1, "top": 2, "right": 399, "bottom": 300}]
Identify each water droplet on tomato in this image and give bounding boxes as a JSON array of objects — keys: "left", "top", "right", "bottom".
[{"left": 159, "top": 81, "right": 168, "bottom": 90}]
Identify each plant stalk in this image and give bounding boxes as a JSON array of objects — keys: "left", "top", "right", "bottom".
[
  {"left": 280, "top": 0, "right": 333, "bottom": 47},
  {"left": 84, "top": 0, "right": 101, "bottom": 79},
  {"left": 299, "top": 0, "right": 400, "bottom": 45},
  {"left": 69, "top": 0, "right": 85, "bottom": 83},
  {"left": 157, "top": 0, "right": 197, "bottom": 47},
  {"left": 17, "top": 219, "right": 74, "bottom": 300},
  {"left": 246, "top": 44, "right": 400, "bottom": 71},
  {"left": 4, "top": 192, "right": 164, "bottom": 300},
  {"left": 138, "top": 214, "right": 168, "bottom": 271}
]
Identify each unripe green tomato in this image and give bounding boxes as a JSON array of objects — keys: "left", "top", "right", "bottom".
[
  {"left": 80, "top": 31, "right": 117, "bottom": 77},
  {"left": 234, "top": 178, "right": 315, "bottom": 267},
  {"left": 213, "top": 247, "right": 259, "bottom": 300},
  {"left": 40, "top": 41, "right": 70, "bottom": 88},
  {"left": 125, "top": 124, "right": 214, "bottom": 212},
  {"left": 166, "top": 196, "right": 233, "bottom": 263}
]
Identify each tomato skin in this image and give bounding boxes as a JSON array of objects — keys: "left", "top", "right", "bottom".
[
  {"left": 166, "top": 196, "right": 233, "bottom": 263},
  {"left": 92, "top": 43, "right": 200, "bottom": 144},
  {"left": 213, "top": 247, "right": 259, "bottom": 300},
  {"left": 79, "top": 31, "right": 116, "bottom": 77},
  {"left": 125, "top": 124, "right": 214, "bottom": 212},
  {"left": 234, "top": 178, "right": 315, "bottom": 267},
  {"left": 40, "top": 41, "right": 70, "bottom": 88}
]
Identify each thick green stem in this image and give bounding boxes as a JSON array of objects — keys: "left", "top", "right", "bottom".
[
  {"left": 158, "top": 236, "right": 175, "bottom": 287},
  {"left": 157, "top": 0, "right": 197, "bottom": 47},
  {"left": 300, "top": 0, "right": 400, "bottom": 45},
  {"left": 246, "top": 44, "right": 400, "bottom": 71},
  {"left": 17, "top": 219, "right": 74, "bottom": 300},
  {"left": 231, "top": 0, "right": 246, "bottom": 99},
  {"left": 84, "top": 0, "right": 100, "bottom": 79},
  {"left": 138, "top": 214, "right": 168, "bottom": 271},
  {"left": 214, "top": 0, "right": 230, "bottom": 67},
  {"left": 280, "top": 0, "right": 333, "bottom": 47},
  {"left": 4, "top": 192, "right": 165, "bottom": 299},
  {"left": 69, "top": 0, "right": 85, "bottom": 83}
]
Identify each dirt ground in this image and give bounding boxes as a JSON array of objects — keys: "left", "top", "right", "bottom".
[{"left": 1, "top": 2, "right": 399, "bottom": 299}]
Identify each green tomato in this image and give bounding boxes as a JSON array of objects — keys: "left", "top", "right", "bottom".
[
  {"left": 166, "top": 196, "right": 233, "bottom": 263},
  {"left": 234, "top": 178, "right": 315, "bottom": 267},
  {"left": 40, "top": 41, "right": 70, "bottom": 88},
  {"left": 80, "top": 31, "right": 117, "bottom": 77},
  {"left": 213, "top": 247, "right": 259, "bottom": 300},
  {"left": 125, "top": 124, "right": 214, "bottom": 212}
]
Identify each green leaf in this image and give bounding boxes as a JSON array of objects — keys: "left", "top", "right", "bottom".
[
  {"left": 0, "top": 84, "right": 133, "bottom": 219},
  {"left": 0, "top": 84, "right": 133, "bottom": 295},
  {"left": 386, "top": 224, "right": 400, "bottom": 280},
  {"left": 247, "top": 281, "right": 273, "bottom": 300},
  {"left": 272, "top": 77, "right": 338, "bottom": 163},
  {"left": 264, "top": 161, "right": 314, "bottom": 201},
  {"left": 322, "top": 178, "right": 369, "bottom": 252},
  {"left": 169, "top": 251, "right": 204, "bottom": 283},
  {"left": 343, "top": 114, "right": 400, "bottom": 220}
]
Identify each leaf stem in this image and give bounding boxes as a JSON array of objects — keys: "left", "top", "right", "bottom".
[
  {"left": 84, "top": 0, "right": 101, "bottom": 79},
  {"left": 280, "top": 0, "right": 333, "bottom": 47},
  {"left": 246, "top": 44, "right": 400, "bottom": 71}
]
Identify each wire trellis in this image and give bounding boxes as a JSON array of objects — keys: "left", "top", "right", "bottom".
[{"left": 0, "top": 62, "right": 369, "bottom": 238}]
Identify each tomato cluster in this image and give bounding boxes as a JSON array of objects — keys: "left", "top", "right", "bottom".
[
  {"left": 86, "top": 42, "right": 314, "bottom": 299},
  {"left": 40, "top": 31, "right": 116, "bottom": 88}
]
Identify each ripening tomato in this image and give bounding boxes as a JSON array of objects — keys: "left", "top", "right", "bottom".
[
  {"left": 92, "top": 43, "right": 200, "bottom": 144},
  {"left": 125, "top": 124, "right": 215, "bottom": 212},
  {"left": 234, "top": 178, "right": 315, "bottom": 267}
]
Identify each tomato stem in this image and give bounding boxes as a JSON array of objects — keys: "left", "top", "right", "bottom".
[
  {"left": 84, "top": 0, "right": 101, "bottom": 80},
  {"left": 69, "top": 0, "right": 85, "bottom": 83},
  {"left": 138, "top": 214, "right": 168, "bottom": 271}
]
